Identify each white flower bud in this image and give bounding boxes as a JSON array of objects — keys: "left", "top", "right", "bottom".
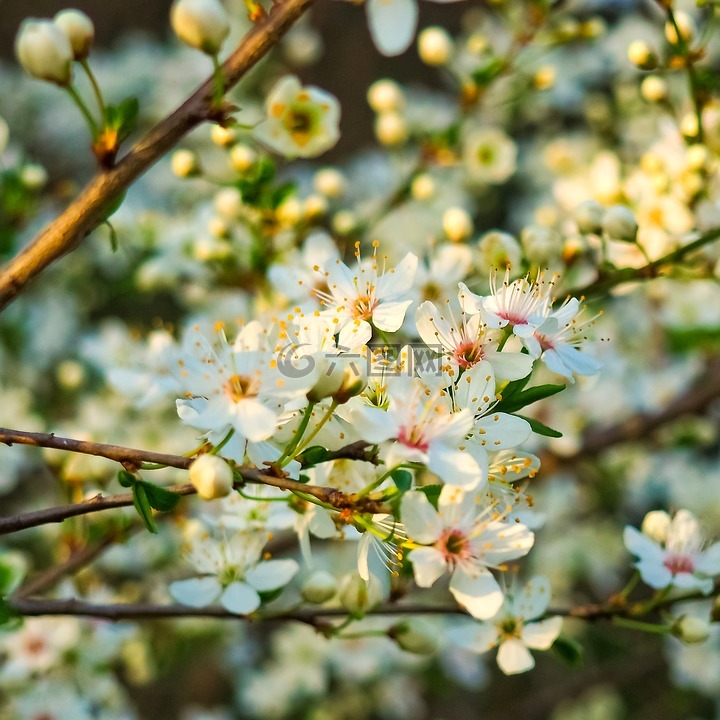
[
  {"left": 665, "top": 12, "right": 695, "bottom": 45},
  {"left": 672, "top": 615, "right": 711, "bottom": 644},
  {"left": 574, "top": 200, "right": 605, "bottom": 234},
  {"left": 208, "top": 217, "right": 229, "bottom": 238},
  {"left": 375, "top": 112, "right": 408, "bottom": 146},
  {"left": 276, "top": 197, "right": 302, "bottom": 226},
  {"left": 170, "top": 0, "right": 230, "bottom": 55},
  {"left": 301, "top": 570, "right": 338, "bottom": 604},
  {"left": 418, "top": 27, "right": 453, "bottom": 66},
  {"left": 641, "top": 76, "right": 668, "bottom": 103},
  {"left": 602, "top": 205, "right": 638, "bottom": 242},
  {"left": 0, "top": 117, "right": 8, "bottom": 155},
  {"left": 411, "top": 174, "right": 436, "bottom": 201},
  {"left": 391, "top": 618, "right": 438, "bottom": 655},
  {"left": 307, "top": 357, "right": 347, "bottom": 403},
  {"left": 56, "top": 359, "right": 85, "bottom": 390},
  {"left": 54, "top": 9, "right": 94, "bottom": 61},
  {"left": 331, "top": 210, "right": 358, "bottom": 236},
  {"left": 283, "top": 26, "right": 323, "bottom": 67},
  {"left": 214, "top": 187, "right": 243, "bottom": 218},
  {"left": 171, "top": 149, "right": 201, "bottom": 178},
  {"left": 211, "top": 124, "right": 237, "bottom": 147},
  {"left": 521, "top": 225, "right": 563, "bottom": 264},
  {"left": 534, "top": 65, "right": 556, "bottom": 91},
  {"left": 338, "top": 573, "right": 383, "bottom": 618},
  {"left": 189, "top": 454, "right": 234, "bottom": 500},
  {"left": 641, "top": 510, "right": 671, "bottom": 544},
  {"left": 303, "top": 194, "right": 328, "bottom": 221},
  {"left": 230, "top": 144, "right": 257, "bottom": 172},
  {"left": 443, "top": 207, "right": 473, "bottom": 242},
  {"left": 332, "top": 363, "right": 368, "bottom": 405},
  {"left": 313, "top": 168, "right": 346, "bottom": 199},
  {"left": 367, "top": 79, "right": 404, "bottom": 113},
  {"left": 20, "top": 163, "right": 48, "bottom": 190},
  {"left": 627, "top": 40, "right": 656, "bottom": 70},
  {"left": 15, "top": 19, "right": 74, "bottom": 86},
  {"left": 685, "top": 144, "right": 709, "bottom": 171},
  {"left": 476, "top": 230, "right": 521, "bottom": 272},
  {"left": 680, "top": 112, "right": 699, "bottom": 139}
]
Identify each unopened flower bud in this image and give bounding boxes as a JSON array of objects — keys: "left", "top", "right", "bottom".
[
  {"left": 338, "top": 573, "right": 383, "bottom": 618},
  {"left": 574, "top": 200, "right": 604, "bottom": 234},
  {"left": 680, "top": 112, "right": 699, "bottom": 139},
  {"left": 307, "top": 357, "right": 347, "bottom": 403},
  {"left": 418, "top": 27, "right": 453, "bottom": 66},
  {"left": 391, "top": 618, "right": 438, "bottom": 655},
  {"left": 313, "top": 168, "right": 346, "bottom": 198},
  {"left": 672, "top": 615, "right": 711, "bottom": 644},
  {"left": 534, "top": 65, "right": 556, "bottom": 91},
  {"left": 375, "top": 112, "right": 408, "bottom": 146},
  {"left": 189, "top": 454, "right": 234, "bottom": 500},
  {"left": 521, "top": 225, "right": 562, "bottom": 264},
  {"left": 20, "top": 163, "right": 48, "bottom": 190},
  {"left": 477, "top": 230, "right": 521, "bottom": 272},
  {"left": 301, "top": 570, "right": 338, "bottom": 604},
  {"left": 332, "top": 364, "right": 368, "bottom": 405},
  {"left": 411, "top": 174, "right": 436, "bottom": 201},
  {"left": 367, "top": 79, "right": 404, "bottom": 113},
  {"left": 303, "top": 194, "right": 328, "bottom": 221},
  {"left": 211, "top": 124, "right": 237, "bottom": 147},
  {"left": 276, "top": 197, "right": 302, "bottom": 226},
  {"left": 641, "top": 76, "right": 668, "bottom": 103},
  {"left": 15, "top": 19, "right": 74, "bottom": 86},
  {"left": 214, "top": 187, "right": 243, "bottom": 218},
  {"left": 331, "top": 210, "right": 358, "bottom": 236},
  {"left": 443, "top": 207, "right": 473, "bottom": 242},
  {"left": 171, "top": 149, "right": 201, "bottom": 178},
  {"left": 641, "top": 510, "right": 671, "bottom": 544},
  {"left": 685, "top": 144, "right": 709, "bottom": 171},
  {"left": 54, "top": 9, "right": 94, "bottom": 61},
  {"left": 230, "top": 144, "right": 256, "bottom": 172},
  {"left": 602, "top": 205, "right": 638, "bottom": 242},
  {"left": 627, "top": 40, "right": 657, "bottom": 70},
  {"left": 665, "top": 11, "right": 695, "bottom": 46},
  {"left": 170, "top": 0, "right": 230, "bottom": 55}
]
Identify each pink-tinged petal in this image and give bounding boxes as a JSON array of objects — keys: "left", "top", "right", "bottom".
[
  {"left": 447, "top": 622, "right": 500, "bottom": 654},
  {"left": 245, "top": 559, "right": 299, "bottom": 592},
  {"left": 623, "top": 526, "right": 665, "bottom": 564},
  {"left": 696, "top": 542, "right": 720, "bottom": 575},
  {"left": 496, "top": 638, "right": 535, "bottom": 675},
  {"left": 635, "top": 560, "right": 673, "bottom": 589},
  {"left": 372, "top": 299, "right": 413, "bottom": 332},
  {"left": 509, "top": 576, "right": 552, "bottom": 620},
  {"left": 366, "top": 0, "right": 418, "bottom": 56},
  {"left": 401, "top": 491, "right": 443, "bottom": 543},
  {"left": 449, "top": 567, "right": 503, "bottom": 620},
  {"left": 521, "top": 617, "right": 563, "bottom": 650},
  {"left": 410, "top": 546, "right": 447, "bottom": 587},
  {"left": 169, "top": 577, "right": 223, "bottom": 607},
  {"left": 220, "top": 582, "right": 261, "bottom": 615}
]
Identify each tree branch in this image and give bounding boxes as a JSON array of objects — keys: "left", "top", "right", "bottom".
[
  {"left": 0, "top": 0, "right": 314, "bottom": 312},
  {"left": 0, "top": 428, "right": 387, "bottom": 535}
]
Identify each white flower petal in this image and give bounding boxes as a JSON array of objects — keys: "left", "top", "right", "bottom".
[
  {"left": 410, "top": 546, "right": 447, "bottom": 587},
  {"left": 366, "top": 0, "right": 418, "bottom": 56},
  {"left": 696, "top": 542, "right": 720, "bottom": 575},
  {"left": 220, "top": 581, "right": 261, "bottom": 615},
  {"left": 510, "top": 576, "right": 552, "bottom": 620},
  {"left": 449, "top": 567, "right": 503, "bottom": 620},
  {"left": 623, "top": 526, "right": 665, "bottom": 564},
  {"left": 372, "top": 299, "right": 413, "bottom": 332},
  {"left": 170, "top": 577, "right": 222, "bottom": 607},
  {"left": 636, "top": 559, "right": 673, "bottom": 589},
  {"left": 401, "top": 491, "right": 443, "bottom": 543},
  {"left": 521, "top": 616, "right": 563, "bottom": 650},
  {"left": 245, "top": 559, "right": 299, "bottom": 592},
  {"left": 447, "top": 621, "right": 500, "bottom": 654},
  {"left": 496, "top": 638, "right": 535, "bottom": 675}
]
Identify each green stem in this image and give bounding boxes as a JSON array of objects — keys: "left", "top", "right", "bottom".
[
  {"left": 65, "top": 85, "right": 99, "bottom": 138},
  {"left": 211, "top": 53, "right": 225, "bottom": 110},
  {"left": 618, "top": 571, "right": 640, "bottom": 601},
  {"left": 294, "top": 401, "right": 338, "bottom": 457},
  {"left": 612, "top": 616, "right": 671, "bottom": 635},
  {"left": 278, "top": 403, "right": 316, "bottom": 466},
  {"left": 335, "top": 630, "right": 390, "bottom": 640},
  {"left": 209, "top": 428, "right": 234, "bottom": 456},
  {"left": 80, "top": 59, "right": 106, "bottom": 121}
]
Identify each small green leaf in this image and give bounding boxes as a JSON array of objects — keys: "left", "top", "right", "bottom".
[
  {"left": 552, "top": 634, "right": 584, "bottom": 668},
  {"left": 418, "top": 485, "right": 443, "bottom": 510},
  {"left": 139, "top": 480, "right": 181, "bottom": 512},
  {"left": 298, "top": 446, "right": 332, "bottom": 468},
  {"left": 390, "top": 468, "right": 412, "bottom": 492},
  {"left": 271, "top": 181, "right": 296, "bottom": 209},
  {"left": 516, "top": 415, "right": 563, "bottom": 438},
  {"left": 0, "top": 598, "right": 21, "bottom": 629},
  {"left": 132, "top": 484, "right": 158, "bottom": 534},
  {"left": 495, "top": 384, "right": 565, "bottom": 414},
  {"left": 117, "top": 470, "right": 136, "bottom": 488},
  {"left": 0, "top": 552, "right": 27, "bottom": 596},
  {"left": 104, "top": 96, "right": 139, "bottom": 143}
]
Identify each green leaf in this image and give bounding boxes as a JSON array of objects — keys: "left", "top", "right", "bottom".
[
  {"left": 138, "top": 480, "right": 181, "bottom": 512},
  {"left": 516, "top": 415, "right": 563, "bottom": 438},
  {"left": 552, "top": 634, "right": 584, "bottom": 668},
  {"left": 271, "top": 181, "right": 296, "bottom": 209},
  {"left": 495, "top": 384, "right": 565, "bottom": 414},
  {"left": 117, "top": 470, "right": 136, "bottom": 488},
  {"left": 298, "top": 446, "right": 332, "bottom": 468},
  {"left": 418, "top": 485, "right": 443, "bottom": 510},
  {"left": 0, "top": 552, "right": 27, "bottom": 596},
  {"left": 132, "top": 483, "right": 158, "bottom": 534},
  {"left": 390, "top": 468, "right": 412, "bottom": 492},
  {"left": 0, "top": 598, "right": 21, "bottom": 630},
  {"left": 104, "top": 96, "right": 139, "bottom": 143}
]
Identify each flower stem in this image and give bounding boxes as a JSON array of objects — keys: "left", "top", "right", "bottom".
[
  {"left": 278, "top": 402, "right": 316, "bottom": 466},
  {"left": 294, "top": 401, "right": 338, "bottom": 457},
  {"left": 80, "top": 59, "right": 106, "bottom": 121},
  {"left": 65, "top": 85, "right": 99, "bottom": 138},
  {"left": 612, "top": 616, "right": 671, "bottom": 635},
  {"left": 211, "top": 53, "right": 225, "bottom": 110}
]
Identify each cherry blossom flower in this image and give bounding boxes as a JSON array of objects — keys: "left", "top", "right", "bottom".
[
  {"left": 254, "top": 75, "right": 340, "bottom": 159},
  {"left": 314, "top": 242, "right": 418, "bottom": 349},
  {"left": 448, "top": 576, "right": 563, "bottom": 674},
  {"left": 170, "top": 528, "right": 298, "bottom": 614},
  {"left": 401, "top": 486, "right": 534, "bottom": 619},
  {"left": 624, "top": 510, "right": 720, "bottom": 594}
]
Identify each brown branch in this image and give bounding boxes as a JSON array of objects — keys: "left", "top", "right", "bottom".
[
  {"left": 0, "top": 0, "right": 314, "bottom": 312},
  {"left": 0, "top": 428, "right": 387, "bottom": 535}
]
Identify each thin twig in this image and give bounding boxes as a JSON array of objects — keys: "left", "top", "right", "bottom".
[{"left": 0, "top": 0, "right": 314, "bottom": 312}]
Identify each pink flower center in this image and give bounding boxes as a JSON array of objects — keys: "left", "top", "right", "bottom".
[
  {"left": 664, "top": 554, "right": 695, "bottom": 575},
  {"left": 398, "top": 425, "right": 429, "bottom": 453},
  {"left": 535, "top": 332, "right": 554, "bottom": 351},
  {"left": 453, "top": 340, "right": 483, "bottom": 369},
  {"left": 499, "top": 311, "right": 528, "bottom": 326},
  {"left": 436, "top": 528, "right": 471, "bottom": 566}
]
